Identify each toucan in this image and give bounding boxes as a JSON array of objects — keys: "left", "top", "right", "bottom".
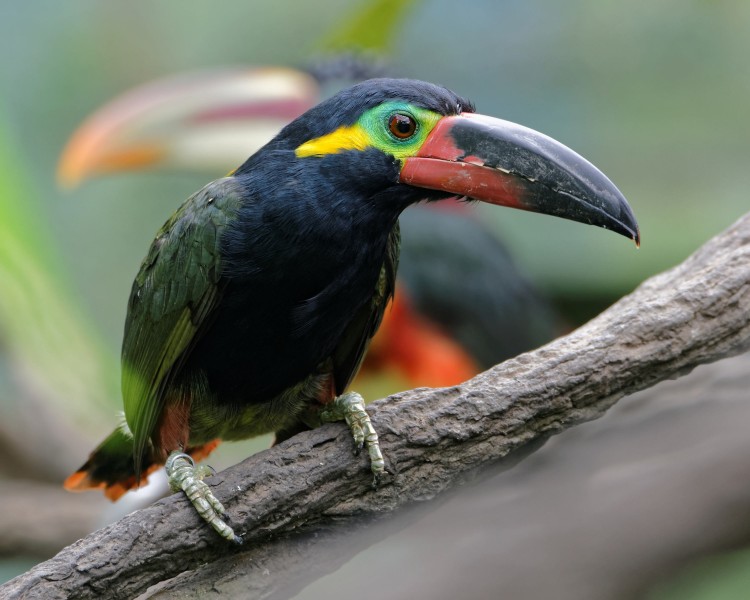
[
  {"left": 55, "top": 66, "right": 560, "bottom": 389},
  {"left": 65, "top": 78, "right": 639, "bottom": 543}
]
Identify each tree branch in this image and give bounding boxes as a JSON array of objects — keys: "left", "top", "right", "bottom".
[
  {"left": 4, "top": 213, "right": 750, "bottom": 600},
  {"left": 280, "top": 351, "right": 750, "bottom": 600}
]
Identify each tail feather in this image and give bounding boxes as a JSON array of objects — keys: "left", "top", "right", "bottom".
[{"left": 64, "top": 427, "right": 220, "bottom": 501}]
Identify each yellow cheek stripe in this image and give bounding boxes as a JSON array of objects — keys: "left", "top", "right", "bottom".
[{"left": 295, "top": 124, "right": 371, "bottom": 158}]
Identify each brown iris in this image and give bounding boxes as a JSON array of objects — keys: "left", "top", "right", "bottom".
[{"left": 388, "top": 113, "right": 417, "bottom": 139}]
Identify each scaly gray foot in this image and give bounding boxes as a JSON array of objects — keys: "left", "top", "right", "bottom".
[
  {"left": 320, "top": 391, "right": 385, "bottom": 486},
  {"left": 165, "top": 451, "right": 242, "bottom": 544}
]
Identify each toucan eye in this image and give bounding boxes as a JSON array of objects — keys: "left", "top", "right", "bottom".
[{"left": 388, "top": 113, "right": 417, "bottom": 139}]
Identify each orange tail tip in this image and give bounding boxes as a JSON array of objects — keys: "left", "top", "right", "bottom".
[
  {"left": 64, "top": 466, "right": 160, "bottom": 501},
  {"left": 64, "top": 435, "right": 222, "bottom": 502}
]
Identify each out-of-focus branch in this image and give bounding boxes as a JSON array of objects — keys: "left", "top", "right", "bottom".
[
  {"left": 3, "top": 213, "right": 750, "bottom": 600},
  {"left": 0, "top": 481, "right": 107, "bottom": 558}
]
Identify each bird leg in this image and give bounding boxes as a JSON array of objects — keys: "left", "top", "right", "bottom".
[
  {"left": 165, "top": 451, "right": 242, "bottom": 544},
  {"left": 320, "top": 391, "right": 385, "bottom": 486}
]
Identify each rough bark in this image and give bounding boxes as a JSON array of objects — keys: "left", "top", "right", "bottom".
[
  {"left": 3, "top": 213, "right": 750, "bottom": 600},
  {"left": 290, "top": 350, "right": 750, "bottom": 600}
]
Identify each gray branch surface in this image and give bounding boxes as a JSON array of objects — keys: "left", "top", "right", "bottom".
[{"left": 4, "top": 213, "right": 750, "bottom": 600}]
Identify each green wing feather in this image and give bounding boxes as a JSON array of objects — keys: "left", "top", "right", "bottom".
[{"left": 121, "top": 178, "right": 241, "bottom": 473}]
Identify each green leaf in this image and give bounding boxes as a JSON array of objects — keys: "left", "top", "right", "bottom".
[
  {"left": 0, "top": 113, "right": 118, "bottom": 427},
  {"left": 318, "top": 0, "right": 421, "bottom": 54}
]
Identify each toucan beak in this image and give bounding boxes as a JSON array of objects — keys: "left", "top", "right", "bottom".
[
  {"left": 57, "top": 68, "right": 319, "bottom": 188},
  {"left": 400, "top": 113, "right": 640, "bottom": 245}
]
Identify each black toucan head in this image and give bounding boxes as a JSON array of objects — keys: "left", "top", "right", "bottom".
[{"left": 236, "top": 78, "right": 639, "bottom": 244}]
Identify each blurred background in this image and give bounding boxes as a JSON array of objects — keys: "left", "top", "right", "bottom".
[{"left": 1, "top": 0, "right": 749, "bottom": 597}]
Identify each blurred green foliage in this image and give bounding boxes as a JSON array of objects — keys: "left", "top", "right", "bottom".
[
  {"left": 648, "top": 547, "right": 750, "bottom": 600},
  {"left": 318, "top": 0, "right": 420, "bottom": 53},
  {"left": 0, "top": 115, "right": 117, "bottom": 426}
]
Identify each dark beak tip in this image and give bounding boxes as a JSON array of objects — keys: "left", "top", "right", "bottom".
[
  {"left": 616, "top": 212, "right": 640, "bottom": 248},
  {"left": 616, "top": 196, "right": 640, "bottom": 247}
]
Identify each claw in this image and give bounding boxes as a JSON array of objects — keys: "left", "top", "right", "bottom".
[
  {"left": 165, "top": 451, "right": 240, "bottom": 544},
  {"left": 320, "top": 391, "right": 385, "bottom": 483}
]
